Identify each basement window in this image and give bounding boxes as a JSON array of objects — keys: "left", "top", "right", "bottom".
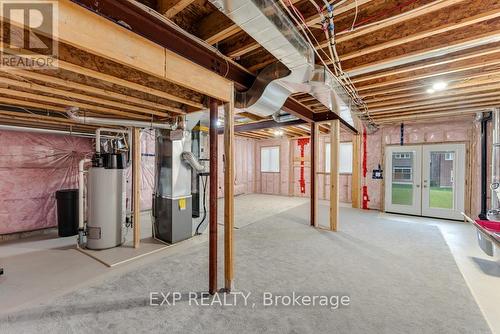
[
  {"left": 261, "top": 146, "right": 280, "bottom": 173},
  {"left": 325, "top": 142, "right": 353, "bottom": 174}
]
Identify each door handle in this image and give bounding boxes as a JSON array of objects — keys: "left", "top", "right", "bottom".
[{"left": 423, "top": 185, "right": 428, "bottom": 188}]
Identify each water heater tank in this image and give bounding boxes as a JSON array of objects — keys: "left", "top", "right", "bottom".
[{"left": 86, "top": 166, "right": 126, "bottom": 250}]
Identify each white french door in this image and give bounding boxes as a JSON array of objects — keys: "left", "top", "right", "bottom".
[{"left": 385, "top": 143, "right": 466, "bottom": 220}]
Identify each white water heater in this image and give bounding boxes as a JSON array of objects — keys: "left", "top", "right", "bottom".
[{"left": 86, "top": 160, "right": 126, "bottom": 250}]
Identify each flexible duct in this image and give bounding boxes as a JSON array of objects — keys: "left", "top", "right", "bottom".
[{"left": 182, "top": 151, "right": 207, "bottom": 174}]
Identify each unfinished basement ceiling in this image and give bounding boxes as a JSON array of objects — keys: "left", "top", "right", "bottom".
[{"left": 153, "top": 0, "right": 500, "bottom": 129}]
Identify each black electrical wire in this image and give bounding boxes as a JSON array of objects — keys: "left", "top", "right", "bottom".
[{"left": 195, "top": 174, "right": 209, "bottom": 235}]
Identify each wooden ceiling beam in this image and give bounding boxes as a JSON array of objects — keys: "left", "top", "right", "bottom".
[
  {"left": 371, "top": 99, "right": 500, "bottom": 116},
  {"left": 361, "top": 70, "right": 500, "bottom": 98},
  {"left": 370, "top": 95, "right": 500, "bottom": 113},
  {"left": 366, "top": 82, "right": 500, "bottom": 105},
  {"left": 352, "top": 44, "right": 500, "bottom": 84},
  {"left": 7, "top": 0, "right": 234, "bottom": 102},
  {"left": 158, "top": 0, "right": 196, "bottom": 18},
  {"left": 336, "top": 4, "right": 500, "bottom": 62},
  {"left": 356, "top": 57, "right": 500, "bottom": 91},
  {"left": 0, "top": 75, "right": 171, "bottom": 118},
  {"left": 374, "top": 108, "right": 485, "bottom": 123},
  {"left": 0, "top": 88, "right": 151, "bottom": 120},
  {"left": 2, "top": 69, "right": 184, "bottom": 114},
  {"left": 367, "top": 87, "right": 500, "bottom": 108},
  {"left": 345, "top": 29, "right": 500, "bottom": 76}
]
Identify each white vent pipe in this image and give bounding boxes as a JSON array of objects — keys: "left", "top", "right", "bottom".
[{"left": 67, "top": 110, "right": 178, "bottom": 130}]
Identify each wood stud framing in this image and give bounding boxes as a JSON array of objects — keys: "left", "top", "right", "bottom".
[
  {"left": 224, "top": 85, "right": 235, "bottom": 292},
  {"left": 329, "top": 120, "right": 340, "bottom": 232}
]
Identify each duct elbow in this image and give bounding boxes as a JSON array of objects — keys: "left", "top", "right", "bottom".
[{"left": 182, "top": 151, "right": 207, "bottom": 174}]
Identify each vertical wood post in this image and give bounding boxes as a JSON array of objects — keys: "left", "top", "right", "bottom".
[
  {"left": 209, "top": 98, "right": 218, "bottom": 295},
  {"left": 351, "top": 133, "right": 361, "bottom": 209},
  {"left": 330, "top": 120, "right": 340, "bottom": 231},
  {"left": 132, "top": 127, "right": 141, "bottom": 248},
  {"left": 311, "top": 122, "right": 317, "bottom": 227},
  {"left": 224, "top": 86, "right": 235, "bottom": 291}
]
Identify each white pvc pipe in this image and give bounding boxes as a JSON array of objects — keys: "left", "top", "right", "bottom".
[
  {"left": 0, "top": 124, "right": 112, "bottom": 138},
  {"left": 78, "top": 158, "right": 92, "bottom": 230},
  {"left": 67, "top": 111, "right": 177, "bottom": 129},
  {"left": 95, "top": 128, "right": 129, "bottom": 154}
]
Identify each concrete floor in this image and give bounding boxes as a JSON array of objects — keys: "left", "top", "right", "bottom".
[{"left": 0, "top": 194, "right": 498, "bottom": 333}]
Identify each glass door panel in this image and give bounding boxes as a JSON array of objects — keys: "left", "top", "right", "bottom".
[{"left": 385, "top": 146, "right": 421, "bottom": 215}]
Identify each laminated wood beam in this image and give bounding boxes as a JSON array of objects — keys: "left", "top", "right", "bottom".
[{"left": 11, "top": 0, "right": 235, "bottom": 102}]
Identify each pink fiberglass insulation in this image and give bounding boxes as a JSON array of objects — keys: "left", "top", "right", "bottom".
[
  {"left": 0, "top": 130, "right": 93, "bottom": 234},
  {"left": 217, "top": 135, "right": 256, "bottom": 198}
]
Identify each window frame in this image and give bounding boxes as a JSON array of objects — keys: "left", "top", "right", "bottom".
[
  {"left": 325, "top": 141, "right": 353, "bottom": 174},
  {"left": 260, "top": 145, "right": 280, "bottom": 173}
]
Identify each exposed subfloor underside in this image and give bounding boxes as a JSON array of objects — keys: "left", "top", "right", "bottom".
[{"left": 0, "top": 195, "right": 498, "bottom": 333}]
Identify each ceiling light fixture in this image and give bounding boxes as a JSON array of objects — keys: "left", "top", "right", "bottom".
[
  {"left": 432, "top": 81, "right": 447, "bottom": 91},
  {"left": 274, "top": 129, "right": 284, "bottom": 137},
  {"left": 426, "top": 88, "right": 435, "bottom": 94}
]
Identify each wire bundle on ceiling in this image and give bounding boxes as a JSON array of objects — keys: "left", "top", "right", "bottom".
[{"left": 278, "top": 0, "right": 377, "bottom": 129}]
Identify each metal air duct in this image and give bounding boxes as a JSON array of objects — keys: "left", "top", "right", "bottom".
[{"left": 209, "top": 0, "right": 363, "bottom": 130}]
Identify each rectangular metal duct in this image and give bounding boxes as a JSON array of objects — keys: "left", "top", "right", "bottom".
[{"left": 210, "top": 0, "right": 360, "bottom": 129}]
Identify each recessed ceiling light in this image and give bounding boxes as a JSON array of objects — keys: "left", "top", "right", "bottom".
[
  {"left": 426, "top": 88, "right": 435, "bottom": 94},
  {"left": 432, "top": 81, "right": 447, "bottom": 91}
]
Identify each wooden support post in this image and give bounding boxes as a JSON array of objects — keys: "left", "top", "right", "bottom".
[
  {"left": 311, "top": 122, "right": 318, "bottom": 227},
  {"left": 132, "top": 127, "right": 141, "bottom": 248},
  {"left": 351, "top": 134, "right": 361, "bottom": 209},
  {"left": 330, "top": 120, "right": 340, "bottom": 231},
  {"left": 209, "top": 98, "right": 218, "bottom": 295},
  {"left": 224, "top": 85, "right": 235, "bottom": 292}
]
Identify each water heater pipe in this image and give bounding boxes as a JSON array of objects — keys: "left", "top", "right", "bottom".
[
  {"left": 78, "top": 158, "right": 92, "bottom": 241},
  {"left": 95, "top": 128, "right": 130, "bottom": 154}
]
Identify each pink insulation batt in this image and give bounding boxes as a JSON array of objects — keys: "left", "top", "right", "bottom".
[{"left": 0, "top": 131, "right": 93, "bottom": 234}]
